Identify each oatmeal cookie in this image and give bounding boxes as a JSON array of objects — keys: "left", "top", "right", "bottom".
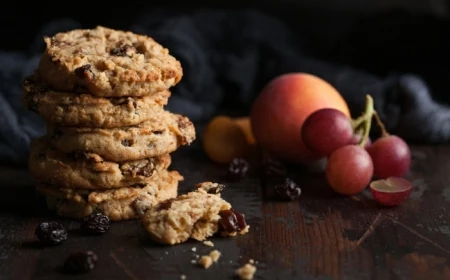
[
  {"left": 47, "top": 112, "right": 196, "bottom": 162},
  {"left": 22, "top": 75, "right": 169, "bottom": 128},
  {"left": 36, "top": 26, "right": 182, "bottom": 97},
  {"left": 38, "top": 170, "right": 182, "bottom": 221},
  {"left": 142, "top": 183, "right": 249, "bottom": 245},
  {"left": 29, "top": 137, "right": 171, "bottom": 189}
]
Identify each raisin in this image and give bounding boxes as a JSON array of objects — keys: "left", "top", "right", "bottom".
[
  {"left": 218, "top": 209, "right": 247, "bottom": 233},
  {"left": 62, "top": 251, "right": 98, "bottom": 274},
  {"left": 121, "top": 139, "right": 132, "bottom": 147},
  {"left": 74, "top": 64, "right": 95, "bottom": 79},
  {"left": 207, "top": 184, "right": 226, "bottom": 194},
  {"left": 80, "top": 212, "right": 110, "bottom": 235},
  {"left": 274, "top": 178, "right": 302, "bottom": 201},
  {"left": 110, "top": 44, "right": 135, "bottom": 56},
  {"left": 157, "top": 198, "right": 174, "bottom": 211},
  {"left": 178, "top": 118, "right": 188, "bottom": 129},
  {"left": 227, "top": 157, "right": 249, "bottom": 180},
  {"left": 35, "top": 221, "right": 68, "bottom": 246},
  {"left": 136, "top": 162, "right": 154, "bottom": 177},
  {"left": 132, "top": 197, "right": 152, "bottom": 217}
]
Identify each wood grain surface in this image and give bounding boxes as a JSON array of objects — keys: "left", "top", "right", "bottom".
[{"left": 0, "top": 143, "right": 449, "bottom": 280}]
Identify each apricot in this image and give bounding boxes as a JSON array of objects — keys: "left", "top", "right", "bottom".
[
  {"left": 233, "top": 117, "right": 256, "bottom": 145},
  {"left": 203, "top": 115, "right": 249, "bottom": 164},
  {"left": 250, "top": 73, "right": 350, "bottom": 163}
]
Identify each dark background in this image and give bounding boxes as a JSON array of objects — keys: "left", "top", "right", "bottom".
[{"left": 2, "top": 0, "right": 449, "bottom": 101}]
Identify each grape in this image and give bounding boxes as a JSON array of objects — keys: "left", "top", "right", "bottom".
[
  {"left": 370, "top": 177, "right": 412, "bottom": 206},
  {"left": 351, "top": 134, "right": 372, "bottom": 148},
  {"left": 326, "top": 145, "right": 374, "bottom": 195},
  {"left": 366, "top": 135, "right": 411, "bottom": 179},
  {"left": 302, "top": 108, "right": 354, "bottom": 156}
]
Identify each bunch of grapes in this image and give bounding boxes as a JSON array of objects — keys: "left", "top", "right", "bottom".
[{"left": 301, "top": 95, "right": 412, "bottom": 206}]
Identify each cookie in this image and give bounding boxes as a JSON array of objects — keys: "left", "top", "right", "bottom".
[
  {"left": 37, "top": 26, "right": 182, "bottom": 97},
  {"left": 142, "top": 182, "right": 249, "bottom": 245},
  {"left": 22, "top": 75, "right": 169, "bottom": 128},
  {"left": 29, "top": 137, "right": 171, "bottom": 189},
  {"left": 47, "top": 112, "right": 196, "bottom": 162},
  {"left": 38, "top": 169, "right": 182, "bottom": 221}
]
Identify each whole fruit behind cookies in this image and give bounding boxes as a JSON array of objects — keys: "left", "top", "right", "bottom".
[{"left": 250, "top": 73, "right": 350, "bottom": 164}]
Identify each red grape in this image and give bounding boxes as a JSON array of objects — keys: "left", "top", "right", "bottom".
[
  {"left": 302, "top": 108, "right": 354, "bottom": 156},
  {"left": 326, "top": 145, "right": 374, "bottom": 195},
  {"left": 351, "top": 134, "right": 372, "bottom": 148},
  {"left": 366, "top": 135, "right": 411, "bottom": 179},
  {"left": 369, "top": 177, "right": 412, "bottom": 206}
]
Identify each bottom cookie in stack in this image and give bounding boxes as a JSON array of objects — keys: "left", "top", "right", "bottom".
[
  {"left": 29, "top": 137, "right": 182, "bottom": 221},
  {"left": 37, "top": 169, "right": 182, "bottom": 221}
]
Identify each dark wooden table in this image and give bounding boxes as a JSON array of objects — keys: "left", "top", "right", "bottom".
[{"left": 1, "top": 142, "right": 450, "bottom": 280}]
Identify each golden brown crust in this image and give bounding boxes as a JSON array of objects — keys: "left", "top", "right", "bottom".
[
  {"left": 47, "top": 112, "right": 196, "bottom": 162},
  {"left": 36, "top": 26, "right": 182, "bottom": 97},
  {"left": 39, "top": 169, "right": 183, "bottom": 221},
  {"left": 22, "top": 75, "right": 169, "bottom": 128},
  {"left": 29, "top": 137, "right": 171, "bottom": 189}
]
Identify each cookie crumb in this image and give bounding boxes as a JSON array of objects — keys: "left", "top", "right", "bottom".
[
  {"left": 209, "top": 250, "right": 221, "bottom": 262},
  {"left": 165, "top": 251, "right": 169, "bottom": 255},
  {"left": 191, "top": 259, "right": 196, "bottom": 264},
  {"left": 195, "top": 254, "right": 200, "bottom": 259},
  {"left": 191, "top": 247, "right": 197, "bottom": 252},
  {"left": 203, "top": 240, "right": 214, "bottom": 247},
  {"left": 198, "top": 250, "right": 221, "bottom": 269},
  {"left": 249, "top": 259, "right": 254, "bottom": 264},
  {"left": 236, "top": 263, "right": 256, "bottom": 280},
  {"left": 198, "top": 255, "right": 213, "bottom": 269},
  {"left": 180, "top": 275, "right": 186, "bottom": 280}
]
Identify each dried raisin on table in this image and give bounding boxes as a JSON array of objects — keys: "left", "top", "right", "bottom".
[
  {"left": 35, "top": 221, "right": 68, "bottom": 246},
  {"left": 80, "top": 212, "right": 110, "bottom": 235},
  {"left": 274, "top": 178, "right": 302, "bottom": 201},
  {"left": 62, "top": 251, "right": 98, "bottom": 274},
  {"left": 227, "top": 157, "right": 249, "bottom": 180}
]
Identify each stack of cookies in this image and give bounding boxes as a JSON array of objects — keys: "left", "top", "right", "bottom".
[{"left": 22, "top": 26, "right": 196, "bottom": 221}]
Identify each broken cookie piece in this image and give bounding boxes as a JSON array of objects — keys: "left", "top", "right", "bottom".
[{"left": 141, "top": 183, "right": 248, "bottom": 245}]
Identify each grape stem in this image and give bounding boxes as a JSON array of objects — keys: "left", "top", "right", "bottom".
[
  {"left": 351, "top": 95, "right": 374, "bottom": 147},
  {"left": 373, "top": 111, "right": 390, "bottom": 137}
]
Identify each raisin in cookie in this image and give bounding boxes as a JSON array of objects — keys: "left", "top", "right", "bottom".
[
  {"left": 38, "top": 169, "right": 182, "bottom": 221},
  {"left": 29, "top": 137, "right": 171, "bottom": 189},
  {"left": 22, "top": 75, "right": 169, "bottom": 128},
  {"left": 37, "top": 26, "right": 182, "bottom": 97},
  {"left": 142, "top": 182, "right": 249, "bottom": 245},
  {"left": 47, "top": 112, "right": 196, "bottom": 162}
]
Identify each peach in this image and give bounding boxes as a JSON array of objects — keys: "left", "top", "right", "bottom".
[{"left": 250, "top": 73, "right": 350, "bottom": 163}]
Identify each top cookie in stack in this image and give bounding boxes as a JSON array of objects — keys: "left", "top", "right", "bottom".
[{"left": 23, "top": 26, "right": 196, "bottom": 221}]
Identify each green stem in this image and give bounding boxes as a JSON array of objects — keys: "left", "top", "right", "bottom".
[
  {"left": 373, "top": 111, "right": 390, "bottom": 137},
  {"left": 358, "top": 95, "right": 374, "bottom": 147},
  {"left": 351, "top": 115, "right": 366, "bottom": 131}
]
